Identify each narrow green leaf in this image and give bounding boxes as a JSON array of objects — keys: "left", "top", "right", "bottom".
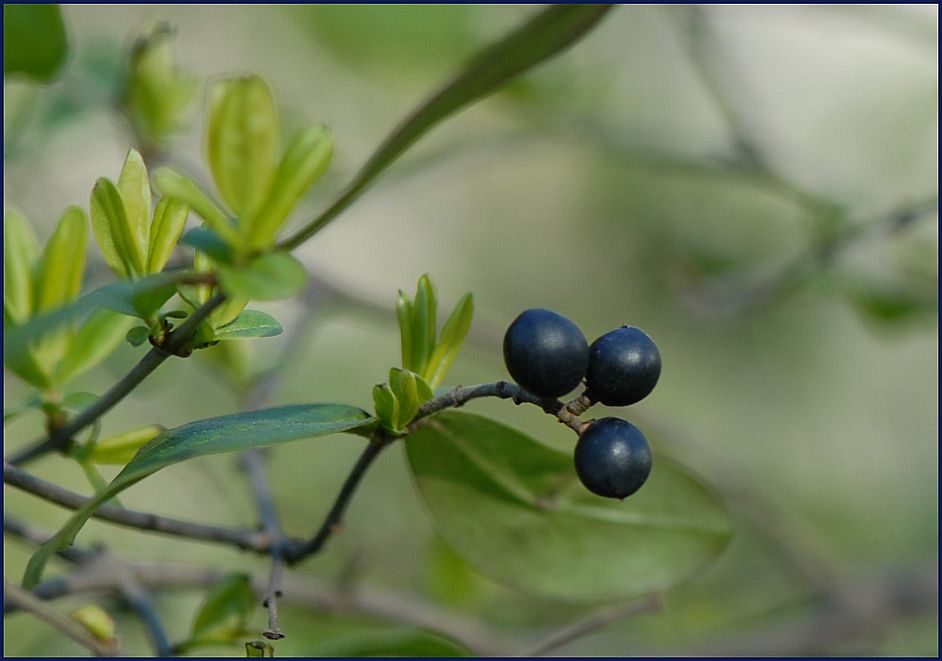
[
  {"left": 24, "top": 404, "right": 375, "bottom": 587},
  {"left": 424, "top": 292, "right": 473, "bottom": 388},
  {"left": 154, "top": 168, "right": 241, "bottom": 246},
  {"left": 372, "top": 384, "right": 399, "bottom": 433},
  {"left": 116, "top": 149, "right": 151, "bottom": 256},
  {"left": 179, "top": 226, "right": 234, "bottom": 264},
  {"left": 217, "top": 252, "right": 307, "bottom": 301},
  {"left": 57, "top": 309, "right": 134, "bottom": 385},
  {"left": 61, "top": 391, "right": 99, "bottom": 413},
  {"left": 406, "top": 411, "right": 730, "bottom": 602},
  {"left": 184, "top": 573, "right": 255, "bottom": 649},
  {"left": 279, "top": 5, "right": 615, "bottom": 249},
  {"left": 396, "top": 290, "right": 414, "bottom": 371},
  {"left": 4, "top": 343, "right": 53, "bottom": 390},
  {"left": 3, "top": 5, "right": 68, "bottom": 82},
  {"left": 4, "top": 210, "right": 40, "bottom": 324},
  {"left": 248, "top": 125, "right": 333, "bottom": 250},
  {"left": 214, "top": 309, "right": 283, "bottom": 340},
  {"left": 35, "top": 206, "right": 87, "bottom": 312},
  {"left": 91, "top": 178, "right": 144, "bottom": 277},
  {"left": 207, "top": 75, "right": 278, "bottom": 220},
  {"left": 410, "top": 274, "right": 437, "bottom": 375},
  {"left": 146, "top": 197, "right": 189, "bottom": 273}
]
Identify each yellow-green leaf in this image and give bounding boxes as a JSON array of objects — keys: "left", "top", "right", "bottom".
[
  {"left": 70, "top": 605, "right": 116, "bottom": 642},
  {"left": 410, "top": 274, "right": 437, "bottom": 375},
  {"left": 35, "top": 206, "right": 87, "bottom": 312},
  {"left": 146, "top": 196, "right": 189, "bottom": 273},
  {"left": 3, "top": 209, "right": 40, "bottom": 324},
  {"left": 87, "top": 424, "right": 165, "bottom": 465},
  {"left": 396, "top": 290, "right": 414, "bottom": 371},
  {"left": 247, "top": 125, "right": 333, "bottom": 250},
  {"left": 116, "top": 148, "right": 151, "bottom": 256},
  {"left": 154, "top": 168, "right": 240, "bottom": 247},
  {"left": 424, "top": 292, "right": 473, "bottom": 388},
  {"left": 207, "top": 75, "right": 278, "bottom": 221},
  {"left": 91, "top": 178, "right": 144, "bottom": 277},
  {"left": 57, "top": 309, "right": 135, "bottom": 385}
]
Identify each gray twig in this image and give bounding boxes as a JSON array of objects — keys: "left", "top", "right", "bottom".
[
  {"left": 3, "top": 461, "right": 275, "bottom": 552},
  {"left": 4, "top": 579, "right": 122, "bottom": 657}
]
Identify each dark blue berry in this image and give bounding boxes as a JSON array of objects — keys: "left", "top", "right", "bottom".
[
  {"left": 586, "top": 326, "right": 661, "bottom": 407},
  {"left": 574, "top": 417, "right": 652, "bottom": 499},
  {"left": 503, "top": 308, "right": 589, "bottom": 398}
]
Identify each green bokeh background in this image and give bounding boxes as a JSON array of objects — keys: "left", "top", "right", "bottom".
[{"left": 4, "top": 5, "right": 937, "bottom": 656}]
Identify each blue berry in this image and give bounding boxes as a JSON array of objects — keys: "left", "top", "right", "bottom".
[
  {"left": 503, "top": 308, "right": 588, "bottom": 398},
  {"left": 586, "top": 326, "right": 661, "bottom": 407},
  {"left": 574, "top": 417, "right": 652, "bottom": 499}
]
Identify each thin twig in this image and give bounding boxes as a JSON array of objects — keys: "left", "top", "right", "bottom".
[
  {"left": 4, "top": 580, "right": 121, "bottom": 657},
  {"left": 523, "top": 594, "right": 662, "bottom": 656},
  {"left": 6, "top": 294, "right": 227, "bottom": 466},
  {"left": 411, "top": 381, "right": 588, "bottom": 434},
  {"left": 283, "top": 438, "right": 391, "bottom": 564},
  {"left": 5, "top": 515, "right": 172, "bottom": 656},
  {"left": 238, "top": 450, "right": 287, "bottom": 640},
  {"left": 3, "top": 461, "right": 275, "bottom": 552},
  {"left": 15, "top": 560, "right": 512, "bottom": 656}
]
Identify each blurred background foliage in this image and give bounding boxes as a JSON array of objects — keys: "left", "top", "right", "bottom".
[{"left": 4, "top": 4, "right": 937, "bottom": 656}]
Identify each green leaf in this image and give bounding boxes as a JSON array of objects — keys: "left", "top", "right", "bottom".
[
  {"left": 180, "top": 226, "right": 234, "bottom": 264},
  {"left": 34, "top": 206, "right": 87, "bottom": 313},
  {"left": 56, "top": 309, "right": 134, "bottom": 385},
  {"left": 23, "top": 403, "right": 374, "bottom": 587},
  {"left": 405, "top": 411, "right": 730, "bottom": 602},
  {"left": 126, "top": 24, "right": 197, "bottom": 142},
  {"left": 424, "top": 292, "right": 473, "bottom": 388},
  {"left": 83, "top": 272, "right": 179, "bottom": 320},
  {"left": 60, "top": 391, "right": 99, "bottom": 413},
  {"left": 146, "top": 197, "right": 189, "bottom": 273},
  {"left": 116, "top": 149, "right": 152, "bottom": 256},
  {"left": 208, "top": 296, "right": 248, "bottom": 331},
  {"left": 217, "top": 252, "right": 307, "bottom": 301},
  {"left": 154, "top": 168, "right": 240, "bottom": 246},
  {"left": 214, "top": 309, "right": 283, "bottom": 340},
  {"left": 396, "top": 290, "right": 414, "bottom": 371},
  {"left": 4, "top": 210, "right": 40, "bottom": 325},
  {"left": 389, "top": 368, "right": 421, "bottom": 430},
  {"left": 3, "top": 5, "right": 68, "bottom": 82},
  {"left": 207, "top": 75, "right": 278, "bottom": 220},
  {"left": 85, "top": 425, "right": 166, "bottom": 466},
  {"left": 279, "top": 5, "right": 614, "bottom": 248},
  {"left": 410, "top": 275, "right": 437, "bottom": 376},
  {"left": 91, "top": 178, "right": 144, "bottom": 277},
  {"left": 125, "top": 326, "right": 150, "bottom": 347},
  {"left": 182, "top": 573, "right": 255, "bottom": 649},
  {"left": 248, "top": 125, "right": 333, "bottom": 250},
  {"left": 310, "top": 628, "right": 470, "bottom": 657},
  {"left": 372, "top": 384, "right": 399, "bottom": 433}
]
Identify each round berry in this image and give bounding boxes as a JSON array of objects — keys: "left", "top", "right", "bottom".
[
  {"left": 503, "top": 308, "right": 589, "bottom": 398},
  {"left": 574, "top": 417, "right": 652, "bottom": 499},
  {"left": 586, "top": 326, "right": 661, "bottom": 407}
]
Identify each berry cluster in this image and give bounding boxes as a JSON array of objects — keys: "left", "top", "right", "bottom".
[{"left": 503, "top": 309, "right": 661, "bottom": 500}]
